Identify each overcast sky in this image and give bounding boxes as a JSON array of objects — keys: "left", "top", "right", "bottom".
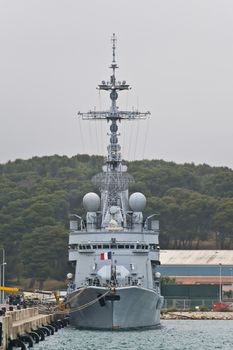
[{"left": 0, "top": 0, "right": 233, "bottom": 168}]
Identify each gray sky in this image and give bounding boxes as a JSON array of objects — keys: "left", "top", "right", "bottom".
[{"left": 1, "top": 0, "right": 233, "bottom": 168}]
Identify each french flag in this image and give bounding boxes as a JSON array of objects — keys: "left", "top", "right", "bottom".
[{"left": 100, "top": 252, "right": 112, "bottom": 260}]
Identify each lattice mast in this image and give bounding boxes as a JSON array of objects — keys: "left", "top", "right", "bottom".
[
  {"left": 78, "top": 34, "right": 150, "bottom": 225},
  {"left": 78, "top": 33, "right": 150, "bottom": 171}
]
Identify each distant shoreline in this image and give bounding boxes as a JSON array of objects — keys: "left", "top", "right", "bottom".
[{"left": 161, "top": 311, "right": 233, "bottom": 320}]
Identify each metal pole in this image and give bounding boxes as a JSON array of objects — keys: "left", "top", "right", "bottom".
[
  {"left": 232, "top": 269, "right": 233, "bottom": 300},
  {"left": 0, "top": 256, "right": 1, "bottom": 304},
  {"left": 2, "top": 248, "right": 5, "bottom": 304},
  {"left": 230, "top": 268, "right": 233, "bottom": 299},
  {"left": 219, "top": 263, "right": 222, "bottom": 303}
]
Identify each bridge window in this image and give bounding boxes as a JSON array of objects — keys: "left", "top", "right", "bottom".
[
  {"left": 76, "top": 243, "right": 146, "bottom": 250},
  {"left": 103, "top": 244, "right": 110, "bottom": 249}
]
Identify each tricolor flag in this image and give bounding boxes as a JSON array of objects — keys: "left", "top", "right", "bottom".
[{"left": 100, "top": 252, "right": 112, "bottom": 260}]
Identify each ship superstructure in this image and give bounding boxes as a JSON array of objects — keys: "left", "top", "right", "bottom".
[{"left": 67, "top": 34, "right": 163, "bottom": 329}]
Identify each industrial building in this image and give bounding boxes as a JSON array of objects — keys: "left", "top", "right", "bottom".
[{"left": 158, "top": 250, "right": 233, "bottom": 287}]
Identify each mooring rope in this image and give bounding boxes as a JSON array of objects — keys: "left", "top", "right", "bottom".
[
  {"left": 68, "top": 290, "right": 110, "bottom": 313},
  {"left": 51, "top": 287, "right": 110, "bottom": 314}
]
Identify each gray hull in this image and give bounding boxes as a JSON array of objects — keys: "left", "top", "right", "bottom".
[{"left": 68, "top": 286, "right": 163, "bottom": 330}]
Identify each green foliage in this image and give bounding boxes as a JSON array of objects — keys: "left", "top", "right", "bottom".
[
  {"left": 21, "top": 224, "right": 67, "bottom": 288},
  {"left": 199, "top": 305, "right": 211, "bottom": 311},
  {"left": 160, "top": 276, "right": 177, "bottom": 285},
  {"left": 0, "top": 154, "right": 233, "bottom": 285},
  {"left": 218, "top": 308, "right": 229, "bottom": 312}
]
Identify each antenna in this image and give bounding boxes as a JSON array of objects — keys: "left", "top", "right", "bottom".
[
  {"left": 78, "top": 33, "right": 150, "bottom": 168},
  {"left": 111, "top": 33, "right": 117, "bottom": 64},
  {"left": 110, "top": 33, "right": 118, "bottom": 93},
  {"left": 77, "top": 34, "right": 150, "bottom": 225}
]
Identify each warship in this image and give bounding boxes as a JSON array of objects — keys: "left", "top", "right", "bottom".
[{"left": 67, "top": 34, "right": 163, "bottom": 330}]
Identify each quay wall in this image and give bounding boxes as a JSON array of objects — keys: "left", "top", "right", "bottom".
[{"left": 0, "top": 307, "right": 54, "bottom": 350}]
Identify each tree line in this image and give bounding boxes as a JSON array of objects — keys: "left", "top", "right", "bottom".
[{"left": 0, "top": 154, "right": 233, "bottom": 287}]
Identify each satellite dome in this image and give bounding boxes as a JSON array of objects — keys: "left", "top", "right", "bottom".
[
  {"left": 83, "top": 192, "right": 100, "bottom": 212},
  {"left": 129, "top": 192, "right": 146, "bottom": 212}
]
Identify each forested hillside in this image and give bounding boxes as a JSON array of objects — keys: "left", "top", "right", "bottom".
[{"left": 0, "top": 154, "right": 233, "bottom": 286}]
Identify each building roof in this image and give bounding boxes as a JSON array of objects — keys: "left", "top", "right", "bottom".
[{"left": 160, "top": 250, "right": 233, "bottom": 265}]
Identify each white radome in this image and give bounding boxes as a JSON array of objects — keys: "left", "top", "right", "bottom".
[
  {"left": 67, "top": 273, "right": 73, "bottom": 280},
  {"left": 129, "top": 192, "right": 146, "bottom": 212},
  {"left": 83, "top": 192, "right": 100, "bottom": 212}
]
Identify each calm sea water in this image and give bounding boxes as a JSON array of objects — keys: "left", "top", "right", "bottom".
[{"left": 35, "top": 320, "right": 233, "bottom": 350}]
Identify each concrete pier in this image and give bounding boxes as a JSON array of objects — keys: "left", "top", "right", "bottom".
[{"left": 0, "top": 307, "right": 54, "bottom": 349}]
